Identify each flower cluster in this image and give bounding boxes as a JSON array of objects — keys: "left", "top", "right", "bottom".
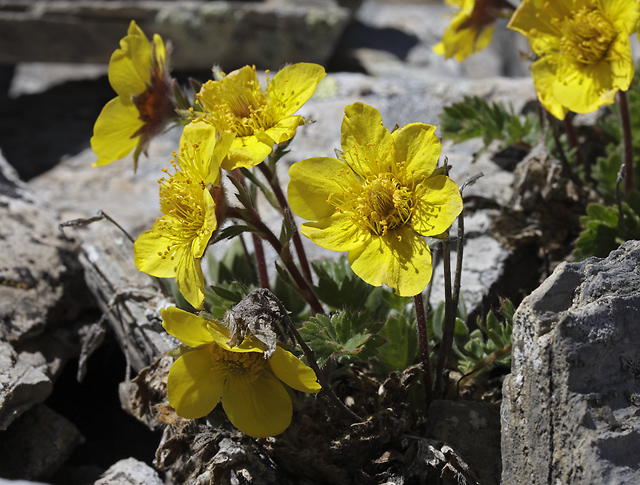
[
  {"left": 92, "top": 21, "right": 465, "bottom": 438},
  {"left": 133, "top": 124, "right": 233, "bottom": 309}
]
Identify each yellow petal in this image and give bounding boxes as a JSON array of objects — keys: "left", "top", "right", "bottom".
[
  {"left": 221, "top": 134, "right": 273, "bottom": 171},
  {"left": 607, "top": 34, "right": 634, "bottom": 92},
  {"left": 341, "top": 103, "right": 394, "bottom": 178},
  {"left": 269, "top": 347, "right": 321, "bottom": 393},
  {"left": 263, "top": 116, "right": 301, "bottom": 145},
  {"left": 391, "top": 122, "right": 439, "bottom": 180},
  {"left": 134, "top": 228, "right": 181, "bottom": 278},
  {"left": 91, "top": 97, "right": 143, "bottom": 166},
  {"left": 530, "top": 56, "right": 568, "bottom": 120},
  {"left": 108, "top": 20, "right": 152, "bottom": 98},
  {"left": 602, "top": 0, "right": 640, "bottom": 33},
  {"left": 204, "top": 324, "right": 267, "bottom": 354},
  {"left": 348, "top": 226, "right": 432, "bottom": 297},
  {"left": 552, "top": 58, "right": 619, "bottom": 115},
  {"left": 175, "top": 243, "right": 206, "bottom": 310},
  {"left": 300, "top": 212, "right": 363, "bottom": 252},
  {"left": 222, "top": 370, "right": 292, "bottom": 438},
  {"left": 288, "top": 156, "right": 360, "bottom": 221},
  {"left": 179, "top": 122, "right": 218, "bottom": 176},
  {"left": 161, "top": 306, "right": 213, "bottom": 347},
  {"left": 269, "top": 63, "right": 326, "bottom": 117},
  {"left": 152, "top": 33, "right": 166, "bottom": 66},
  {"left": 412, "top": 175, "right": 463, "bottom": 236},
  {"left": 167, "top": 348, "right": 225, "bottom": 419},
  {"left": 191, "top": 188, "right": 217, "bottom": 259},
  {"left": 507, "top": 0, "right": 564, "bottom": 41}
]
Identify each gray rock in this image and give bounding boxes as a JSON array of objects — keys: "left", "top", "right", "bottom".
[
  {"left": 95, "top": 458, "right": 163, "bottom": 485},
  {"left": 0, "top": 341, "right": 51, "bottom": 430},
  {"left": 501, "top": 240, "right": 640, "bottom": 484},
  {"left": 0, "top": 0, "right": 349, "bottom": 70},
  {"left": 0, "top": 404, "right": 84, "bottom": 481},
  {"left": 0, "top": 152, "right": 87, "bottom": 343}
]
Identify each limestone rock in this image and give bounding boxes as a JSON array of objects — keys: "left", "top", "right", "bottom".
[
  {"left": 95, "top": 458, "right": 163, "bottom": 485},
  {"left": 501, "top": 240, "right": 640, "bottom": 484},
  {"left": 0, "top": 152, "right": 87, "bottom": 343},
  {"left": 0, "top": 341, "right": 51, "bottom": 430},
  {"left": 0, "top": 1, "right": 350, "bottom": 70},
  {"left": 0, "top": 404, "right": 84, "bottom": 481}
]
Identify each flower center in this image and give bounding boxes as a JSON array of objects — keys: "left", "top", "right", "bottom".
[
  {"left": 131, "top": 43, "right": 175, "bottom": 141},
  {"left": 559, "top": 4, "right": 616, "bottom": 64},
  {"left": 210, "top": 345, "right": 267, "bottom": 383},
  {"left": 155, "top": 167, "right": 208, "bottom": 259},
  {"left": 356, "top": 173, "right": 414, "bottom": 236},
  {"left": 198, "top": 72, "right": 275, "bottom": 137}
]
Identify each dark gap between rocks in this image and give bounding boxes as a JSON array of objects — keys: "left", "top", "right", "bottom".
[{"left": 45, "top": 332, "right": 162, "bottom": 481}]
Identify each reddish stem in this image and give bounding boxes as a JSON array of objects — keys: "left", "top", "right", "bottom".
[
  {"left": 257, "top": 163, "right": 314, "bottom": 283},
  {"left": 414, "top": 293, "right": 433, "bottom": 407},
  {"left": 251, "top": 233, "right": 270, "bottom": 290}
]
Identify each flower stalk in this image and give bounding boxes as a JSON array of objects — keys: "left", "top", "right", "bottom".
[
  {"left": 414, "top": 292, "right": 433, "bottom": 407},
  {"left": 257, "top": 162, "right": 313, "bottom": 283}
]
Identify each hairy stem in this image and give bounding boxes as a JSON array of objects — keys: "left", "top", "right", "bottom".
[
  {"left": 230, "top": 207, "right": 325, "bottom": 315},
  {"left": 434, "top": 237, "right": 454, "bottom": 398},
  {"left": 282, "top": 317, "right": 362, "bottom": 422},
  {"left": 251, "top": 233, "right": 270, "bottom": 290},
  {"left": 257, "top": 163, "right": 314, "bottom": 283},
  {"left": 414, "top": 293, "right": 433, "bottom": 407}
]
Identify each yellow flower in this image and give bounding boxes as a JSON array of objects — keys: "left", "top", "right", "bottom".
[
  {"left": 508, "top": 0, "right": 639, "bottom": 120},
  {"left": 196, "top": 63, "right": 326, "bottom": 170},
  {"left": 134, "top": 124, "right": 234, "bottom": 309},
  {"left": 434, "top": 0, "right": 513, "bottom": 62},
  {"left": 91, "top": 20, "right": 176, "bottom": 170},
  {"left": 287, "top": 103, "right": 463, "bottom": 297},
  {"left": 162, "top": 306, "right": 321, "bottom": 437}
]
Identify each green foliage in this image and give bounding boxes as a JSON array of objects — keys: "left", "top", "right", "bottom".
[
  {"left": 374, "top": 311, "right": 419, "bottom": 373},
  {"left": 298, "top": 311, "right": 385, "bottom": 368},
  {"left": 573, "top": 195, "right": 640, "bottom": 261},
  {"left": 312, "top": 256, "right": 411, "bottom": 321},
  {"left": 208, "top": 238, "right": 258, "bottom": 287},
  {"left": 574, "top": 72, "right": 640, "bottom": 261},
  {"left": 592, "top": 75, "right": 640, "bottom": 203},
  {"left": 439, "top": 95, "right": 541, "bottom": 158},
  {"left": 456, "top": 298, "right": 514, "bottom": 376},
  {"left": 312, "top": 257, "right": 375, "bottom": 311}
]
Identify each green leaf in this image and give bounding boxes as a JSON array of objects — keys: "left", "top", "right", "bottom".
[
  {"left": 207, "top": 237, "right": 258, "bottom": 287},
  {"left": 312, "top": 257, "right": 377, "bottom": 312},
  {"left": 298, "top": 311, "right": 385, "bottom": 368},
  {"left": 239, "top": 167, "right": 281, "bottom": 211},
  {"left": 375, "top": 313, "right": 419, "bottom": 372},
  {"left": 213, "top": 223, "right": 259, "bottom": 243},
  {"left": 573, "top": 201, "right": 640, "bottom": 261},
  {"left": 439, "top": 95, "right": 540, "bottom": 160},
  {"left": 210, "top": 285, "right": 244, "bottom": 305}
]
